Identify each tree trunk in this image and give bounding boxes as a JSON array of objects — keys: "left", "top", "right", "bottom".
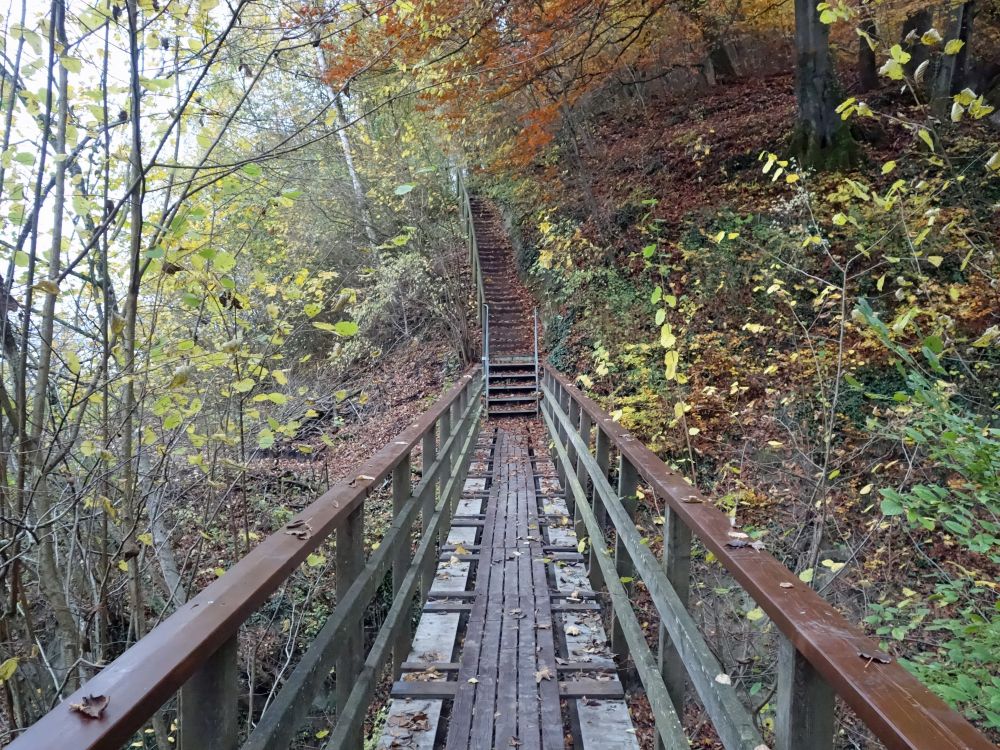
[
  {"left": 333, "top": 95, "right": 379, "bottom": 249},
  {"left": 857, "top": 17, "right": 878, "bottom": 92},
  {"left": 790, "top": 0, "right": 857, "bottom": 169},
  {"left": 901, "top": 9, "right": 933, "bottom": 78},
  {"left": 932, "top": 3, "right": 973, "bottom": 118}
]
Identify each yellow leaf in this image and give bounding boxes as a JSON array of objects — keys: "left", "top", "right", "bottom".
[
  {"left": 746, "top": 607, "right": 765, "bottom": 622},
  {"left": 943, "top": 39, "right": 965, "bottom": 55},
  {"left": 927, "top": 256, "right": 943, "bottom": 268},
  {"left": 0, "top": 657, "right": 18, "bottom": 682},
  {"left": 664, "top": 350, "right": 679, "bottom": 381},
  {"left": 917, "top": 128, "right": 934, "bottom": 152},
  {"left": 315, "top": 730, "right": 330, "bottom": 739},
  {"left": 881, "top": 161, "right": 896, "bottom": 175},
  {"left": 33, "top": 279, "right": 59, "bottom": 295}
]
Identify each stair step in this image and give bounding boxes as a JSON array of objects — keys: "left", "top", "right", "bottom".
[{"left": 488, "top": 394, "right": 537, "bottom": 404}]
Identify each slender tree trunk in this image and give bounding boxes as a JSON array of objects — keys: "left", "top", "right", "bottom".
[
  {"left": 790, "top": 0, "right": 857, "bottom": 169},
  {"left": 334, "top": 95, "right": 379, "bottom": 248},
  {"left": 857, "top": 17, "right": 878, "bottom": 92},
  {"left": 932, "top": 3, "right": 973, "bottom": 118},
  {"left": 122, "top": 0, "right": 146, "bottom": 644},
  {"left": 902, "top": 9, "right": 933, "bottom": 79}
]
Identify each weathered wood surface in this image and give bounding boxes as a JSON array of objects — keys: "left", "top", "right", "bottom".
[{"left": 382, "top": 423, "right": 638, "bottom": 749}]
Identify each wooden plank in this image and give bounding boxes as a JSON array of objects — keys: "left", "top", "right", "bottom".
[
  {"left": 469, "top": 433, "right": 509, "bottom": 749},
  {"left": 446, "top": 429, "right": 501, "bottom": 749},
  {"left": 516, "top": 437, "right": 541, "bottom": 750},
  {"left": 494, "top": 437, "right": 522, "bottom": 750},
  {"left": 391, "top": 680, "right": 624, "bottom": 700},
  {"left": 532, "top": 483, "right": 566, "bottom": 749},
  {"left": 559, "top": 681, "right": 625, "bottom": 699}
]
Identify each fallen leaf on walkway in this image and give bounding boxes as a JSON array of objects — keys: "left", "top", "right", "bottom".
[
  {"left": 535, "top": 667, "right": 553, "bottom": 683},
  {"left": 70, "top": 694, "right": 109, "bottom": 719},
  {"left": 565, "top": 625, "right": 581, "bottom": 636},
  {"left": 715, "top": 673, "right": 732, "bottom": 685}
]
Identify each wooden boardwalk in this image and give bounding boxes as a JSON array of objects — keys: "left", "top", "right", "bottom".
[{"left": 380, "top": 424, "right": 639, "bottom": 749}]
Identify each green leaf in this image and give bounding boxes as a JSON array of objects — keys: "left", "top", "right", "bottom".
[
  {"left": 60, "top": 57, "right": 82, "bottom": 73},
  {"left": 394, "top": 183, "right": 415, "bottom": 195},
  {"left": 746, "top": 607, "right": 765, "bottom": 622},
  {"left": 257, "top": 429, "right": 275, "bottom": 449},
  {"left": 880, "top": 496, "right": 904, "bottom": 516},
  {"left": 233, "top": 378, "right": 255, "bottom": 393},
  {"left": 241, "top": 162, "right": 262, "bottom": 177},
  {"left": 306, "top": 552, "right": 326, "bottom": 567}
]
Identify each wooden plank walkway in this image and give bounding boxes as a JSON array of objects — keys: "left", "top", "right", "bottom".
[{"left": 380, "top": 423, "right": 639, "bottom": 749}]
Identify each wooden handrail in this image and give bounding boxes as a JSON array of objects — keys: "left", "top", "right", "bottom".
[
  {"left": 10, "top": 368, "right": 483, "bottom": 750},
  {"left": 541, "top": 365, "right": 995, "bottom": 750}
]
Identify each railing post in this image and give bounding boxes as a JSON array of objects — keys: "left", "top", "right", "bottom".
[
  {"left": 335, "top": 505, "right": 364, "bottom": 746},
  {"left": 657, "top": 506, "right": 692, "bottom": 730},
  {"left": 574, "top": 410, "right": 592, "bottom": 544},
  {"left": 590, "top": 428, "right": 610, "bottom": 590},
  {"left": 179, "top": 635, "right": 238, "bottom": 750},
  {"left": 392, "top": 453, "right": 413, "bottom": 676},
  {"left": 421, "top": 422, "right": 438, "bottom": 597},
  {"left": 594, "top": 428, "right": 610, "bottom": 531},
  {"left": 610, "top": 455, "right": 638, "bottom": 677},
  {"left": 776, "top": 636, "right": 835, "bottom": 750}
]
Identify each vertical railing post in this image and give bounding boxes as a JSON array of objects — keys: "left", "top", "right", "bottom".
[
  {"left": 775, "top": 636, "right": 835, "bottom": 750},
  {"left": 392, "top": 453, "right": 413, "bottom": 676},
  {"left": 565, "top": 399, "right": 581, "bottom": 515},
  {"left": 421, "top": 422, "right": 438, "bottom": 597},
  {"left": 533, "top": 308, "right": 540, "bottom": 415},
  {"left": 437, "top": 407, "right": 452, "bottom": 550},
  {"left": 589, "top": 427, "right": 610, "bottom": 591},
  {"left": 335, "top": 505, "right": 364, "bottom": 746},
  {"left": 657, "top": 506, "right": 692, "bottom": 730},
  {"left": 574, "top": 410, "right": 592, "bottom": 543},
  {"left": 610, "top": 456, "right": 638, "bottom": 677},
  {"left": 594, "top": 428, "right": 610, "bottom": 531},
  {"left": 179, "top": 635, "right": 238, "bottom": 750}
]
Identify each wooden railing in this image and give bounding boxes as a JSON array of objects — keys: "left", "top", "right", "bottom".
[
  {"left": 540, "top": 365, "right": 995, "bottom": 750},
  {"left": 456, "top": 169, "right": 484, "bottom": 327},
  {"left": 11, "top": 369, "right": 484, "bottom": 750}
]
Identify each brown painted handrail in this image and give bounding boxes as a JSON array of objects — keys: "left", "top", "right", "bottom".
[
  {"left": 10, "top": 367, "right": 482, "bottom": 750},
  {"left": 542, "top": 364, "right": 994, "bottom": 750}
]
